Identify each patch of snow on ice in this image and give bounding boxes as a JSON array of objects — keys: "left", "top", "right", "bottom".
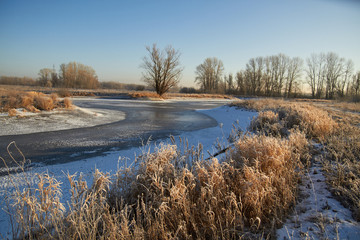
[{"left": 0, "top": 107, "right": 125, "bottom": 136}]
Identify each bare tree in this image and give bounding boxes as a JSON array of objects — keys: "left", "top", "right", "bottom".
[
  {"left": 285, "top": 57, "right": 303, "bottom": 98},
  {"left": 306, "top": 53, "right": 326, "bottom": 98},
  {"left": 235, "top": 71, "right": 246, "bottom": 95},
  {"left": 276, "top": 54, "right": 289, "bottom": 96},
  {"left": 325, "top": 52, "right": 344, "bottom": 99},
  {"left": 337, "top": 59, "right": 353, "bottom": 97},
  {"left": 245, "top": 57, "right": 264, "bottom": 95},
  {"left": 141, "top": 44, "right": 183, "bottom": 96},
  {"left": 351, "top": 71, "right": 360, "bottom": 98},
  {"left": 195, "top": 57, "right": 224, "bottom": 93},
  {"left": 224, "top": 73, "right": 234, "bottom": 94},
  {"left": 38, "top": 68, "right": 54, "bottom": 87}
]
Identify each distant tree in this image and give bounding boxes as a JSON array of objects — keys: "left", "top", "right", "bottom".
[
  {"left": 285, "top": 57, "right": 303, "bottom": 98},
  {"left": 50, "top": 65, "right": 62, "bottom": 87},
  {"left": 276, "top": 54, "right": 289, "bottom": 96},
  {"left": 244, "top": 57, "right": 264, "bottom": 95},
  {"left": 306, "top": 53, "right": 326, "bottom": 98},
  {"left": 61, "top": 62, "right": 99, "bottom": 89},
  {"left": 180, "top": 87, "right": 198, "bottom": 94},
  {"left": 38, "top": 68, "right": 54, "bottom": 87},
  {"left": 324, "top": 52, "right": 344, "bottom": 99},
  {"left": 338, "top": 59, "right": 353, "bottom": 97},
  {"left": 225, "top": 73, "right": 234, "bottom": 94},
  {"left": 195, "top": 57, "right": 224, "bottom": 93},
  {"left": 141, "top": 44, "right": 183, "bottom": 96},
  {"left": 0, "top": 76, "right": 36, "bottom": 86},
  {"left": 235, "top": 70, "right": 246, "bottom": 95},
  {"left": 351, "top": 71, "right": 360, "bottom": 98}
]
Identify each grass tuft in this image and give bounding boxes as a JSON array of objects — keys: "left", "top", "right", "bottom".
[{"left": 0, "top": 89, "right": 73, "bottom": 114}]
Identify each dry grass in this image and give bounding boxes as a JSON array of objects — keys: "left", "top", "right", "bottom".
[
  {"left": 167, "top": 93, "right": 233, "bottom": 99},
  {"left": 8, "top": 108, "right": 17, "bottom": 117},
  {"left": 243, "top": 99, "right": 337, "bottom": 140},
  {"left": 128, "top": 91, "right": 233, "bottom": 100},
  {"left": 128, "top": 91, "right": 162, "bottom": 99},
  {"left": 2, "top": 97, "right": 358, "bottom": 239},
  {"left": 2, "top": 128, "right": 309, "bottom": 239},
  {"left": 322, "top": 123, "right": 360, "bottom": 221},
  {"left": 236, "top": 98, "right": 360, "bottom": 223},
  {"left": 0, "top": 89, "right": 73, "bottom": 113}
]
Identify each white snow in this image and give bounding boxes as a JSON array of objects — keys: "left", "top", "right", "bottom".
[
  {"left": 277, "top": 151, "right": 360, "bottom": 239},
  {"left": 0, "top": 106, "right": 125, "bottom": 136}
]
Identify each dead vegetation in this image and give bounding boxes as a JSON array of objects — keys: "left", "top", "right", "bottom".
[
  {"left": 2, "top": 127, "right": 308, "bottom": 239},
  {"left": 322, "top": 124, "right": 360, "bottom": 221},
  {"left": 128, "top": 91, "right": 233, "bottom": 100},
  {"left": 233, "top": 98, "right": 338, "bottom": 140},
  {"left": 0, "top": 89, "right": 73, "bottom": 115},
  {"left": 1, "top": 98, "right": 359, "bottom": 239},
  {"left": 232, "top": 98, "right": 360, "bottom": 223}
]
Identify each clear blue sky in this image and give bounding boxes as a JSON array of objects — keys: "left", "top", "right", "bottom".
[{"left": 0, "top": 0, "right": 359, "bottom": 87}]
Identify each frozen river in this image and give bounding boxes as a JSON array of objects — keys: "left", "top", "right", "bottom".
[{"left": 0, "top": 98, "right": 231, "bottom": 169}]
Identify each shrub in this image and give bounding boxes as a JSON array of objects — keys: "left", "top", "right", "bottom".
[
  {"left": 63, "top": 98, "right": 72, "bottom": 109},
  {"left": 34, "top": 96, "right": 54, "bottom": 111},
  {"left": 244, "top": 100, "right": 337, "bottom": 140},
  {"left": 21, "top": 95, "right": 33, "bottom": 108},
  {"left": 249, "top": 111, "right": 283, "bottom": 136}
]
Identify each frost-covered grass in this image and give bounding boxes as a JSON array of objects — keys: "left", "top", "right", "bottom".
[
  {"left": 1, "top": 99, "right": 360, "bottom": 239},
  {"left": 0, "top": 89, "right": 72, "bottom": 115},
  {"left": 128, "top": 91, "right": 234, "bottom": 100}
]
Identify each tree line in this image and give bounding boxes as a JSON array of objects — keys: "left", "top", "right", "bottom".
[
  {"left": 141, "top": 44, "right": 359, "bottom": 100},
  {"left": 1, "top": 62, "right": 145, "bottom": 91},
  {"left": 38, "top": 62, "right": 99, "bottom": 89},
  {"left": 1, "top": 46, "right": 359, "bottom": 100},
  {"left": 194, "top": 53, "right": 360, "bottom": 99}
]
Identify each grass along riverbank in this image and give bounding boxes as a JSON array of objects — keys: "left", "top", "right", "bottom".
[{"left": 1, "top": 99, "right": 359, "bottom": 239}]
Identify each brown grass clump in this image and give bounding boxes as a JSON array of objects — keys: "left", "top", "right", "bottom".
[
  {"left": 8, "top": 108, "right": 17, "bottom": 117},
  {"left": 128, "top": 91, "right": 162, "bottom": 99},
  {"left": 249, "top": 111, "right": 283, "bottom": 137},
  {"left": 167, "top": 93, "right": 233, "bottom": 99},
  {"left": 230, "top": 98, "right": 287, "bottom": 112},
  {"left": 21, "top": 95, "right": 34, "bottom": 108},
  {"left": 230, "top": 133, "right": 306, "bottom": 224},
  {"left": 0, "top": 89, "right": 73, "bottom": 114},
  {"left": 240, "top": 99, "right": 337, "bottom": 140},
  {"left": 34, "top": 95, "right": 54, "bottom": 111},
  {"left": 63, "top": 98, "right": 72, "bottom": 109},
  {"left": 280, "top": 105, "right": 338, "bottom": 139},
  {"left": 128, "top": 91, "right": 233, "bottom": 100}
]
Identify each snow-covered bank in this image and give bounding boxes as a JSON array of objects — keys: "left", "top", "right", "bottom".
[
  {"left": 0, "top": 106, "right": 125, "bottom": 136},
  {"left": 277, "top": 148, "right": 360, "bottom": 239},
  {"left": 0, "top": 105, "right": 256, "bottom": 238}
]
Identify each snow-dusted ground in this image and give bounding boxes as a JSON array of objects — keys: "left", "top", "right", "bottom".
[
  {"left": 277, "top": 148, "right": 360, "bottom": 240},
  {"left": 0, "top": 106, "right": 125, "bottom": 136}
]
